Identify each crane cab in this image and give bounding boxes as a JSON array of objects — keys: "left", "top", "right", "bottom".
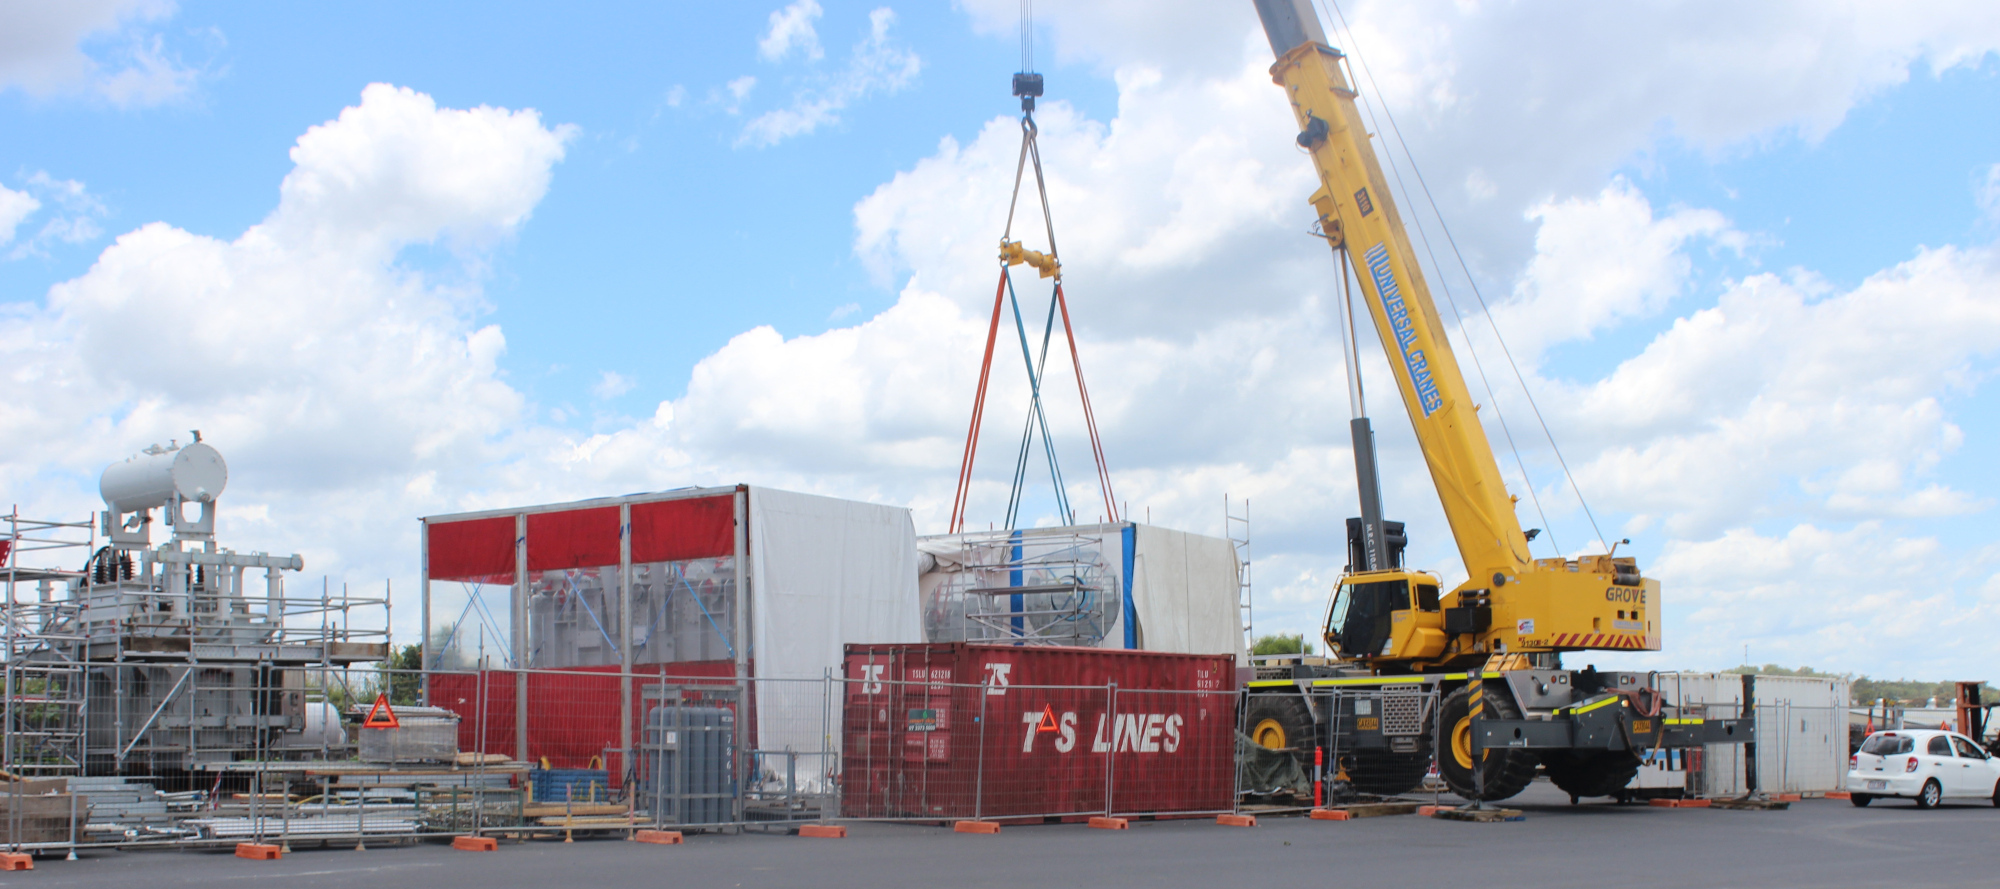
[{"left": 1321, "top": 570, "right": 1448, "bottom": 665}]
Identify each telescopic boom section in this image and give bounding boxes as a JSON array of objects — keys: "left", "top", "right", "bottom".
[
  {"left": 1253, "top": 0, "right": 1659, "bottom": 660},
  {"left": 1253, "top": 0, "right": 1527, "bottom": 582}
]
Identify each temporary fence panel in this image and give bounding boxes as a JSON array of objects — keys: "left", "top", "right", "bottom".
[
  {"left": 840, "top": 642, "right": 1235, "bottom": 820},
  {"left": 1656, "top": 672, "right": 1850, "bottom": 796}
]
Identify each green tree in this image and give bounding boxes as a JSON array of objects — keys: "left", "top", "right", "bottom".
[
  {"left": 377, "top": 643, "right": 423, "bottom": 705},
  {"left": 1251, "top": 633, "right": 1316, "bottom": 656}
]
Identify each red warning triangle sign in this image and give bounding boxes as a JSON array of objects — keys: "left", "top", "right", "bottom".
[
  {"left": 1036, "top": 704, "right": 1059, "bottom": 733},
  {"left": 363, "top": 692, "right": 400, "bottom": 729}
]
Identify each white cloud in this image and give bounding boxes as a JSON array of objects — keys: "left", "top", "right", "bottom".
[
  {"left": 0, "top": 0, "right": 202, "bottom": 106},
  {"left": 758, "top": 0, "right": 824, "bottom": 63},
  {"left": 3, "top": 171, "right": 108, "bottom": 259},
  {"left": 739, "top": 8, "right": 921, "bottom": 147},
  {"left": 716, "top": 75, "right": 757, "bottom": 114},
  {"left": 0, "top": 83, "right": 571, "bottom": 588},
  {"left": 592, "top": 371, "right": 635, "bottom": 400},
  {"left": 0, "top": 184, "right": 40, "bottom": 245}
]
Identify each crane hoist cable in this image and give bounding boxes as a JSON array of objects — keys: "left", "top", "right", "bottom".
[{"left": 947, "top": 66, "right": 1119, "bottom": 535}]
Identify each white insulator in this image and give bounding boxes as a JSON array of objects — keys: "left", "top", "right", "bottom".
[{"left": 99, "top": 441, "right": 229, "bottom": 514}]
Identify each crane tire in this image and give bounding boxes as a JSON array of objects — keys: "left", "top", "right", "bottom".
[
  {"left": 1244, "top": 695, "right": 1315, "bottom": 762},
  {"left": 1539, "top": 749, "right": 1642, "bottom": 801},
  {"left": 1437, "top": 683, "right": 1538, "bottom": 801}
]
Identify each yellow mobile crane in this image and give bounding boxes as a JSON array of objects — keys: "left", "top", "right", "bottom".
[{"left": 1243, "top": 0, "right": 1749, "bottom": 802}]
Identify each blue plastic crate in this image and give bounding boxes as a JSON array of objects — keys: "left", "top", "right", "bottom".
[{"left": 530, "top": 768, "right": 610, "bottom": 803}]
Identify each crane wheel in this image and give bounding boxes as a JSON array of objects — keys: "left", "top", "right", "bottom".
[
  {"left": 1539, "top": 750, "right": 1642, "bottom": 801},
  {"left": 1244, "top": 695, "right": 1314, "bottom": 758},
  {"left": 1436, "top": 684, "right": 1537, "bottom": 801},
  {"left": 1345, "top": 750, "right": 1429, "bottom": 796}
]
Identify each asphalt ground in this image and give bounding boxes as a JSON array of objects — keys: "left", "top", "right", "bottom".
[{"left": 4, "top": 782, "right": 1994, "bottom": 889}]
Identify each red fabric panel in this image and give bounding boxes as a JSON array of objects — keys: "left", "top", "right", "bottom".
[
  {"left": 526, "top": 507, "right": 622, "bottom": 571},
  {"left": 427, "top": 516, "right": 517, "bottom": 584},
  {"left": 631, "top": 496, "right": 735, "bottom": 563},
  {"left": 431, "top": 661, "right": 745, "bottom": 787}
]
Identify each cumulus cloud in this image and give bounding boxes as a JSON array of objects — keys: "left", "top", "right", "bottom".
[
  {"left": 739, "top": 8, "right": 921, "bottom": 147},
  {"left": 0, "top": 0, "right": 203, "bottom": 106},
  {"left": 0, "top": 83, "right": 572, "bottom": 585},
  {"left": 758, "top": 0, "right": 824, "bottom": 63}
]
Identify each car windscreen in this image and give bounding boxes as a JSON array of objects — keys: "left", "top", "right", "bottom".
[{"left": 1860, "top": 735, "right": 1913, "bottom": 756}]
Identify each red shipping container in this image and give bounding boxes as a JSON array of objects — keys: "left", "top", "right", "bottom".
[{"left": 840, "top": 643, "right": 1235, "bottom": 821}]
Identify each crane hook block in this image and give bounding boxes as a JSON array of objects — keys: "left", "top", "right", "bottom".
[{"left": 1000, "top": 240, "right": 1060, "bottom": 279}]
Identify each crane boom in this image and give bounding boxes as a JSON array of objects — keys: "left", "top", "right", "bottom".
[
  {"left": 1253, "top": 0, "right": 1658, "bottom": 667},
  {"left": 1258, "top": 1, "right": 1526, "bottom": 581},
  {"left": 1241, "top": 4, "right": 1748, "bottom": 805}
]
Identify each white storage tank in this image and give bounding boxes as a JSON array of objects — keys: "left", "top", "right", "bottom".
[{"left": 99, "top": 441, "right": 228, "bottom": 513}]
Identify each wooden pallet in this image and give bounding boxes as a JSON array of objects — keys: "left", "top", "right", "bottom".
[
  {"left": 1710, "top": 797, "right": 1791, "bottom": 811},
  {"left": 1315, "top": 801, "right": 1422, "bottom": 819},
  {"left": 1426, "top": 806, "right": 1524, "bottom": 823}
]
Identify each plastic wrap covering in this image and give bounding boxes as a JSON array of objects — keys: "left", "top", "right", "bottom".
[
  {"left": 917, "top": 523, "right": 1246, "bottom": 665},
  {"left": 359, "top": 706, "right": 460, "bottom": 763}
]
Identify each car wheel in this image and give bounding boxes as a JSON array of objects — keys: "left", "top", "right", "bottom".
[
  {"left": 1849, "top": 793, "right": 1872, "bottom": 807},
  {"left": 1916, "top": 779, "right": 1942, "bottom": 809}
]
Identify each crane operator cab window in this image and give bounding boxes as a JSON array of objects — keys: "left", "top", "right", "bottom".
[{"left": 1326, "top": 579, "right": 1411, "bottom": 657}]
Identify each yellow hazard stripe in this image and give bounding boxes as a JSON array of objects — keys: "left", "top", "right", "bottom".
[
  {"left": 1559, "top": 696, "right": 1623, "bottom": 716},
  {"left": 1246, "top": 680, "right": 1294, "bottom": 688},
  {"left": 1663, "top": 718, "right": 1704, "bottom": 725}
]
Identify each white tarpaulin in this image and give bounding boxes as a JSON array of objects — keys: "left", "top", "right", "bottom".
[
  {"left": 1128, "top": 524, "right": 1247, "bottom": 664},
  {"left": 915, "top": 522, "right": 1246, "bottom": 664},
  {"left": 747, "top": 487, "right": 920, "bottom": 788}
]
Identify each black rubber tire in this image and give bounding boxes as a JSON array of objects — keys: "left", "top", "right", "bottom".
[
  {"left": 1540, "top": 749, "right": 1642, "bottom": 800},
  {"left": 1916, "top": 779, "right": 1942, "bottom": 809},
  {"left": 1437, "top": 684, "right": 1538, "bottom": 801},
  {"left": 1850, "top": 793, "right": 1873, "bottom": 807},
  {"left": 1345, "top": 750, "right": 1430, "bottom": 797},
  {"left": 1244, "top": 695, "right": 1315, "bottom": 761}
]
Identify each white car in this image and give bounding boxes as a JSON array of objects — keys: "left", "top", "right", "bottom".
[{"left": 1848, "top": 729, "right": 2000, "bottom": 808}]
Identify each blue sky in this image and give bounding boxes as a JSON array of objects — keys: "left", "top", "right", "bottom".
[{"left": 3, "top": 0, "right": 1999, "bottom": 679}]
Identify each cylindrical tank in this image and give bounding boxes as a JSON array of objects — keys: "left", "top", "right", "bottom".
[{"left": 99, "top": 442, "right": 228, "bottom": 513}]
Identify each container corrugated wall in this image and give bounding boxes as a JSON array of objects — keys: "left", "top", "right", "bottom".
[{"left": 840, "top": 642, "right": 1236, "bottom": 820}]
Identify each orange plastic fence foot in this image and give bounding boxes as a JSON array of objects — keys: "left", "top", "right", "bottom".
[
  {"left": 1416, "top": 805, "right": 1444, "bottom": 817},
  {"left": 0, "top": 853, "right": 33, "bottom": 871},
  {"left": 234, "top": 843, "right": 282, "bottom": 861},
  {"left": 1825, "top": 791, "right": 1852, "bottom": 800},
  {"left": 633, "top": 830, "right": 685, "bottom": 845},
  {"left": 1087, "top": 816, "right": 1129, "bottom": 830},
  {"left": 1773, "top": 793, "right": 1802, "bottom": 802},
  {"left": 1216, "top": 814, "right": 1257, "bottom": 827},
  {"left": 452, "top": 836, "right": 498, "bottom": 852},
  {"left": 954, "top": 820, "right": 1001, "bottom": 834},
  {"left": 798, "top": 824, "right": 847, "bottom": 838},
  {"left": 1309, "top": 808, "right": 1351, "bottom": 821}
]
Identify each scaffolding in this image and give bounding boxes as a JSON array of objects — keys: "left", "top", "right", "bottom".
[
  {"left": 1226, "top": 494, "right": 1252, "bottom": 648},
  {"left": 2, "top": 493, "right": 388, "bottom": 782}
]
